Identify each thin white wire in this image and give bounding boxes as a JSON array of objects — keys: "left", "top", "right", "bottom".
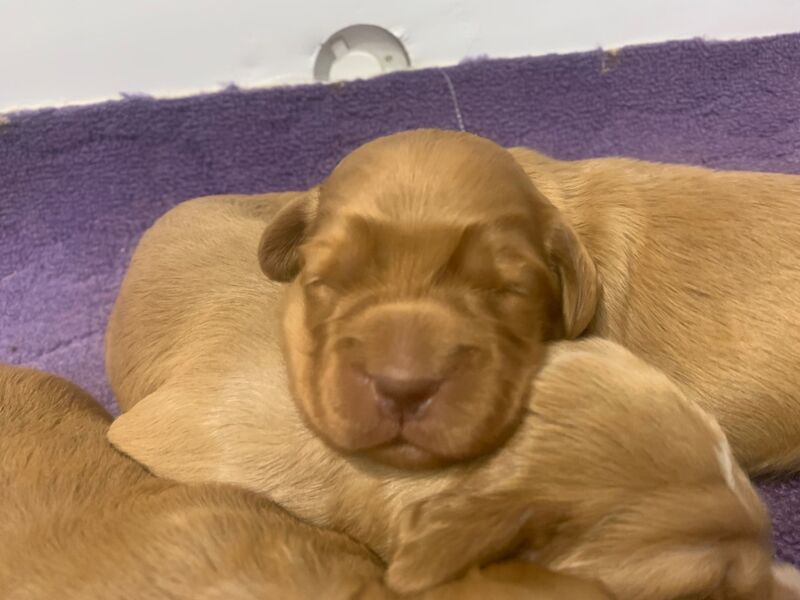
[{"left": 439, "top": 69, "right": 466, "bottom": 132}]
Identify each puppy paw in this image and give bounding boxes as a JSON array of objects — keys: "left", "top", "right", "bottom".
[{"left": 385, "top": 490, "right": 532, "bottom": 594}]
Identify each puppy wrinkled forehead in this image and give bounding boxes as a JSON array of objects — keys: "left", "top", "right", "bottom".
[{"left": 319, "top": 129, "right": 539, "bottom": 225}]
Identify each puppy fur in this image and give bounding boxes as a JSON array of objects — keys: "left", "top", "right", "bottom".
[
  {"left": 0, "top": 364, "right": 386, "bottom": 600},
  {"left": 0, "top": 364, "right": 615, "bottom": 599},
  {"left": 256, "top": 132, "right": 593, "bottom": 470},
  {"left": 260, "top": 129, "right": 799, "bottom": 473},
  {"left": 386, "top": 339, "right": 800, "bottom": 600},
  {"left": 506, "top": 146, "right": 800, "bottom": 473},
  {"left": 108, "top": 130, "right": 800, "bottom": 474},
  {"left": 104, "top": 130, "right": 800, "bottom": 594}
]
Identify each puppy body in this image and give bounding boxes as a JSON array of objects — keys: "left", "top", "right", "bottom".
[
  {"left": 386, "top": 338, "right": 796, "bottom": 599},
  {"left": 0, "top": 364, "right": 610, "bottom": 599},
  {"left": 101, "top": 197, "right": 796, "bottom": 597},
  {"left": 0, "top": 364, "right": 389, "bottom": 600},
  {"left": 104, "top": 132, "right": 800, "bottom": 595},
  {"left": 106, "top": 193, "right": 453, "bottom": 551},
  {"left": 510, "top": 148, "right": 800, "bottom": 472}
]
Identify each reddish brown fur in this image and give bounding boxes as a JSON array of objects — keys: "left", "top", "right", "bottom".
[
  {"left": 386, "top": 339, "right": 800, "bottom": 600},
  {"left": 254, "top": 129, "right": 800, "bottom": 473},
  {"left": 507, "top": 147, "right": 800, "bottom": 473},
  {"left": 0, "top": 365, "right": 384, "bottom": 599},
  {"left": 258, "top": 131, "right": 594, "bottom": 468},
  {"left": 104, "top": 129, "right": 800, "bottom": 597},
  {"left": 0, "top": 364, "right": 612, "bottom": 599}
]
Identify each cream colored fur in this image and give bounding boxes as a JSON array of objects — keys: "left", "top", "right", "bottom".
[{"left": 508, "top": 147, "right": 800, "bottom": 472}]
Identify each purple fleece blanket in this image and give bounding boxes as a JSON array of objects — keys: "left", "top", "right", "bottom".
[{"left": 1, "top": 33, "right": 799, "bottom": 564}]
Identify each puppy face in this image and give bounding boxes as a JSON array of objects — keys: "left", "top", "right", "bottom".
[{"left": 260, "top": 130, "right": 597, "bottom": 468}]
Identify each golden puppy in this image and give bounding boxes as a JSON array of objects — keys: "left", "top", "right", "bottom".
[
  {"left": 255, "top": 132, "right": 587, "bottom": 469},
  {"left": 0, "top": 365, "right": 611, "bottom": 599},
  {"left": 259, "top": 130, "right": 800, "bottom": 473},
  {"left": 0, "top": 364, "right": 384, "bottom": 600},
  {"left": 386, "top": 339, "right": 800, "bottom": 600},
  {"left": 104, "top": 130, "right": 800, "bottom": 594},
  {"left": 506, "top": 145, "right": 800, "bottom": 473},
  {"left": 110, "top": 129, "right": 800, "bottom": 474}
]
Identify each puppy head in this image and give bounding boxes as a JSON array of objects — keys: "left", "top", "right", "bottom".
[{"left": 258, "top": 129, "right": 597, "bottom": 469}]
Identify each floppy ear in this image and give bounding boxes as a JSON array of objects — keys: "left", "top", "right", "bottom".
[
  {"left": 545, "top": 219, "right": 598, "bottom": 339},
  {"left": 258, "top": 189, "right": 319, "bottom": 282}
]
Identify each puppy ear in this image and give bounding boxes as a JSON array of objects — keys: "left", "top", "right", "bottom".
[
  {"left": 546, "top": 219, "right": 598, "bottom": 339},
  {"left": 258, "top": 189, "right": 319, "bottom": 282}
]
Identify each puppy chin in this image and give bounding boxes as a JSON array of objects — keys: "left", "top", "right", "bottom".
[
  {"left": 342, "top": 415, "right": 517, "bottom": 470},
  {"left": 307, "top": 359, "right": 528, "bottom": 469},
  {"left": 362, "top": 441, "right": 455, "bottom": 470},
  {"left": 311, "top": 416, "right": 467, "bottom": 470},
  {"left": 307, "top": 407, "right": 486, "bottom": 470}
]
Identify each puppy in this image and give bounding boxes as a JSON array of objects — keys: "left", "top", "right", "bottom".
[
  {"left": 256, "top": 133, "right": 579, "bottom": 470},
  {"left": 109, "top": 130, "right": 800, "bottom": 475},
  {"left": 104, "top": 131, "right": 800, "bottom": 591},
  {"left": 0, "top": 366, "right": 611, "bottom": 599},
  {"left": 506, "top": 145, "right": 800, "bottom": 473},
  {"left": 260, "top": 129, "right": 800, "bottom": 473},
  {"left": 0, "top": 364, "right": 384, "bottom": 599},
  {"left": 386, "top": 339, "right": 800, "bottom": 600}
]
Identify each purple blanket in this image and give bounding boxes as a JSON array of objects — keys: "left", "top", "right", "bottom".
[{"left": 1, "top": 33, "right": 798, "bottom": 564}]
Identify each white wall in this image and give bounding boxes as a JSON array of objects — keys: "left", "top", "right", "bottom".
[{"left": 2, "top": 0, "right": 799, "bottom": 112}]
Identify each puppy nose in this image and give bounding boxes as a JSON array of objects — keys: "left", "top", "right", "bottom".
[{"left": 372, "top": 373, "right": 442, "bottom": 415}]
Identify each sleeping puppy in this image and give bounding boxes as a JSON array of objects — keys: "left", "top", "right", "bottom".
[
  {"left": 0, "top": 364, "right": 382, "bottom": 599},
  {"left": 507, "top": 145, "right": 800, "bottom": 473},
  {"left": 258, "top": 132, "right": 572, "bottom": 469},
  {"left": 109, "top": 129, "right": 800, "bottom": 474},
  {"left": 385, "top": 339, "right": 800, "bottom": 600},
  {"left": 104, "top": 130, "right": 800, "bottom": 592},
  {"left": 260, "top": 129, "right": 800, "bottom": 473},
  {"left": 1, "top": 365, "right": 610, "bottom": 599}
]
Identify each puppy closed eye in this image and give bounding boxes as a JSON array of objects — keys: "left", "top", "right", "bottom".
[
  {"left": 304, "top": 277, "right": 333, "bottom": 294},
  {"left": 302, "top": 277, "right": 338, "bottom": 316},
  {"left": 490, "top": 286, "right": 535, "bottom": 319},
  {"left": 493, "top": 284, "right": 531, "bottom": 299}
]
